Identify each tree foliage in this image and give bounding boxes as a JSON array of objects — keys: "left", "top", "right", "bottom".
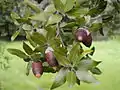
[{"left": 1, "top": 0, "right": 119, "bottom": 89}]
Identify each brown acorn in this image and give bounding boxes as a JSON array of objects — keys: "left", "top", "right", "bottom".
[
  {"left": 45, "top": 48, "right": 58, "bottom": 67},
  {"left": 32, "top": 61, "right": 43, "bottom": 78},
  {"left": 75, "top": 28, "right": 92, "bottom": 47}
]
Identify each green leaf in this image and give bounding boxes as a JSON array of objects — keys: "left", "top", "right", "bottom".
[
  {"left": 29, "top": 12, "right": 50, "bottom": 22},
  {"left": 34, "top": 45, "right": 46, "bottom": 54},
  {"left": 26, "top": 61, "right": 32, "bottom": 76},
  {"left": 66, "top": 71, "right": 76, "bottom": 88},
  {"left": 89, "top": 23, "right": 102, "bottom": 32},
  {"left": 22, "top": 24, "right": 32, "bottom": 31},
  {"left": 68, "top": 43, "right": 81, "bottom": 63},
  {"left": 90, "top": 67, "right": 102, "bottom": 75},
  {"left": 50, "top": 68, "right": 68, "bottom": 90},
  {"left": 64, "top": 0, "right": 75, "bottom": 12},
  {"left": 79, "top": 50, "right": 93, "bottom": 60},
  {"left": 87, "top": 1, "right": 107, "bottom": 17},
  {"left": 48, "top": 38, "right": 62, "bottom": 49},
  {"left": 23, "top": 42, "right": 33, "bottom": 55},
  {"left": 11, "top": 30, "right": 20, "bottom": 41},
  {"left": 11, "top": 12, "right": 20, "bottom": 19},
  {"left": 53, "top": 0, "right": 64, "bottom": 12},
  {"left": 112, "top": 1, "right": 120, "bottom": 13},
  {"left": 43, "top": 66, "right": 56, "bottom": 73},
  {"left": 60, "top": 22, "right": 76, "bottom": 28},
  {"left": 7, "top": 48, "right": 28, "bottom": 59},
  {"left": 76, "top": 77, "right": 80, "bottom": 85},
  {"left": 30, "top": 53, "right": 41, "bottom": 61},
  {"left": 45, "top": 26, "right": 56, "bottom": 40},
  {"left": 26, "top": 31, "right": 37, "bottom": 47},
  {"left": 24, "top": 0, "right": 40, "bottom": 13},
  {"left": 54, "top": 51, "right": 70, "bottom": 66},
  {"left": 102, "top": 15, "right": 113, "bottom": 23},
  {"left": 67, "top": 8, "right": 88, "bottom": 17},
  {"left": 89, "top": 46, "right": 95, "bottom": 56},
  {"left": 44, "top": 4, "right": 56, "bottom": 13},
  {"left": 46, "top": 14, "right": 62, "bottom": 26},
  {"left": 77, "top": 59, "right": 101, "bottom": 70},
  {"left": 30, "top": 32, "right": 47, "bottom": 46},
  {"left": 76, "top": 70, "right": 99, "bottom": 83},
  {"left": 76, "top": 17, "right": 86, "bottom": 26}
]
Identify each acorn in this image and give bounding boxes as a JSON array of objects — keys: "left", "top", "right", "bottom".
[
  {"left": 75, "top": 28, "right": 92, "bottom": 47},
  {"left": 45, "top": 47, "right": 58, "bottom": 67},
  {"left": 32, "top": 61, "right": 43, "bottom": 78}
]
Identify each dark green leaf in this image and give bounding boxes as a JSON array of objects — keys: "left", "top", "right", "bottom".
[
  {"left": 50, "top": 68, "right": 68, "bottom": 90},
  {"left": 54, "top": 51, "right": 70, "bottom": 66},
  {"left": 11, "top": 30, "right": 20, "bottom": 41},
  {"left": 76, "top": 77, "right": 80, "bottom": 85},
  {"left": 66, "top": 71, "right": 76, "bottom": 88},
  {"left": 102, "top": 15, "right": 113, "bottom": 23},
  {"left": 64, "top": 0, "right": 75, "bottom": 12},
  {"left": 76, "top": 17, "right": 86, "bottom": 26},
  {"left": 34, "top": 45, "right": 46, "bottom": 54},
  {"left": 46, "top": 26, "right": 56, "bottom": 40},
  {"left": 31, "top": 53, "right": 41, "bottom": 61},
  {"left": 90, "top": 67, "right": 102, "bottom": 75},
  {"left": 112, "top": 1, "right": 120, "bottom": 13},
  {"left": 53, "top": 0, "right": 64, "bottom": 12},
  {"left": 43, "top": 66, "right": 56, "bottom": 73},
  {"left": 26, "top": 61, "right": 32, "bottom": 76},
  {"left": 99, "top": 27, "right": 104, "bottom": 36},
  {"left": 89, "top": 23, "right": 102, "bottom": 32},
  {"left": 23, "top": 42, "right": 33, "bottom": 55},
  {"left": 46, "top": 14, "right": 62, "bottom": 26},
  {"left": 48, "top": 38, "right": 62, "bottom": 49},
  {"left": 30, "top": 32, "right": 47, "bottom": 46},
  {"left": 67, "top": 8, "right": 88, "bottom": 17},
  {"left": 7, "top": 48, "right": 28, "bottom": 59},
  {"left": 87, "top": 1, "right": 107, "bottom": 17}
]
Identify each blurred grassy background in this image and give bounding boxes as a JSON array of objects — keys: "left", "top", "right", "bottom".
[{"left": 0, "top": 40, "right": 120, "bottom": 90}]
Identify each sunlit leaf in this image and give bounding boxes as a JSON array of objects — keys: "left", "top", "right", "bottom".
[
  {"left": 24, "top": 0, "right": 40, "bottom": 13},
  {"left": 46, "top": 14, "right": 62, "bottom": 26},
  {"left": 23, "top": 41, "right": 33, "bottom": 55},
  {"left": 11, "top": 30, "right": 20, "bottom": 41},
  {"left": 29, "top": 12, "right": 50, "bottom": 22},
  {"left": 64, "top": 0, "right": 75, "bottom": 12},
  {"left": 22, "top": 24, "right": 32, "bottom": 31},
  {"left": 53, "top": 0, "right": 64, "bottom": 12}
]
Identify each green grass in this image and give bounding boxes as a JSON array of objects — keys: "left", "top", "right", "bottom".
[{"left": 0, "top": 40, "right": 120, "bottom": 90}]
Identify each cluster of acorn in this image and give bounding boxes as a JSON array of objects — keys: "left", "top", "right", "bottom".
[{"left": 31, "top": 28, "right": 92, "bottom": 78}]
